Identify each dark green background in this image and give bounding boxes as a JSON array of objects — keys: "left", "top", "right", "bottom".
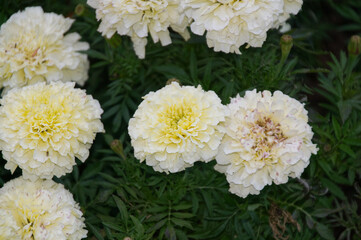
[{"left": 1, "top": 0, "right": 360, "bottom": 239}]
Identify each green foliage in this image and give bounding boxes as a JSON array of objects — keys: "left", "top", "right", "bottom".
[{"left": 0, "top": 0, "right": 361, "bottom": 239}]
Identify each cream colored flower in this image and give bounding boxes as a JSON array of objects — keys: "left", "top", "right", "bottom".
[
  {"left": 128, "top": 82, "right": 228, "bottom": 173},
  {"left": 183, "top": 0, "right": 302, "bottom": 54},
  {"left": 0, "top": 177, "right": 87, "bottom": 239},
  {"left": 274, "top": 0, "right": 303, "bottom": 32},
  {"left": 215, "top": 90, "right": 317, "bottom": 198},
  {"left": 87, "top": 0, "right": 190, "bottom": 59},
  {"left": 0, "top": 82, "right": 104, "bottom": 180},
  {"left": 0, "top": 7, "right": 89, "bottom": 93}
]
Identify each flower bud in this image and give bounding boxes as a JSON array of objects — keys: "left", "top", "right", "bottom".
[
  {"left": 75, "top": 4, "right": 85, "bottom": 16},
  {"left": 166, "top": 78, "right": 181, "bottom": 85},
  {"left": 280, "top": 34, "right": 293, "bottom": 62},
  {"left": 348, "top": 35, "right": 361, "bottom": 56},
  {"left": 111, "top": 139, "right": 126, "bottom": 159}
]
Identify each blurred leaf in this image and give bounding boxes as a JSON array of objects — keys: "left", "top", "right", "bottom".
[{"left": 320, "top": 178, "right": 347, "bottom": 200}]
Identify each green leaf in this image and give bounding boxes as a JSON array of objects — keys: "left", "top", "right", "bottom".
[
  {"left": 318, "top": 159, "right": 332, "bottom": 175},
  {"left": 87, "top": 223, "right": 105, "bottom": 240},
  {"left": 172, "top": 204, "right": 192, "bottom": 211},
  {"left": 320, "top": 178, "right": 347, "bottom": 200},
  {"left": 337, "top": 100, "right": 352, "bottom": 123},
  {"left": 247, "top": 204, "right": 262, "bottom": 211},
  {"left": 306, "top": 215, "right": 314, "bottom": 229},
  {"left": 104, "top": 226, "right": 115, "bottom": 240},
  {"left": 200, "top": 190, "right": 213, "bottom": 215},
  {"left": 146, "top": 219, "right": 167, "bottom": 233},
  {"left": 202, "top": 60, "right": 213, "bottom": 88},
  {"left": 175, "top": 229, "right": 188, "bottom": 240},
  {"left": 339, "top": 143, "right": 356, "bottom": 158},
  {"left": 100, "top": 173, "right": 120, "bottom": 184},
  {"left": 189, "top": 222, "right": 227, "bottom": 239},
  {"left": 171, "top": 218, "right": 193, "bottom": 229},
  {"left": 171, "top": 212, "right": 194, "bottom": 219},
  {"left": 72, "top": 165, "right": 79, "bottom": 182},
  {"left": 332, "top": 116, "right": 341, "bottom": 140},
  {"left": 154, "top": 65, "right": 190, "bottom": 82},
  {"left": 80, "top": 162, "right": 103, "bottom": 180},
  {"left": 113, "top": 195, "right": 129, "bottom": 225},
  {"left": 189, "top": 49, "right": 198, "bottom": 82},
  {"left": 312, "top": 208, "right": 339, "bottom": 218},
  {"left": 315, "top": 223, "right": 335, "bottom": 240},
  {"left": 147, "top": 206, "right": 168, "bottom": 213},
  {"left": 102, "top": 221, "right": 123, "bottom": 232},
  {"left": 165, "top": 225, "right": 177, "bottom": 240},
  {"left": 343, "top": 138, "right": 361, "bottom": 146},
  {"left": 86, "top": 49, "right": 109, "bottom": 61},
  {"left": 348, "top": 168, "right": 356, "bottom": 184},
  {"left": 146, "top": 213, "right": 168, "bottom": 222},
  {"left": 130, "top": 215, "right": 145, "bottom": 237},
  {"left": 191, "top": 191, "right": 199, "bottom": 214}
]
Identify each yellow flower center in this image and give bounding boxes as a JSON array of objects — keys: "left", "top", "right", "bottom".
[
  {"left": 216, "top": 0, "right": 238, "bottom": 5},
  {"left": 22, "top": 94, "right": 68, "bottom": 140},
  {"left": 12, "top": 203, "right": 45, "bottom": 238},
  {"left": 248, "top": 116, "right": 287, "bottom": 161},
  {"left": 133, "top": 0, "right": 168, "bottom": 16},
  {"left": 3, "top": 30, "right": 52, "bottom": 64},
  {"left": 158, "top": 100, "right": 197, "bottom": 141},
  {"left": 30, "top": 107, "right": 61, "bottom": 135}
]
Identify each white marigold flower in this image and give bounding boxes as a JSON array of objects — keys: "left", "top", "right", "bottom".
[
  {"left": 0, "top": 177, "right": 87, "bottom": 239},
  {"left": 0, "top": 82, "right": 104, "bottom": 180},
  {"left": 183, "top": 0, "right": 302, "bottom": 54},
  {"left": 0, "top": 7, "right": 89, "bottom": 93},
  {"left": 128, "top": 82, "right": 228, "bottom": 173},
  {"left": 87, "top": 0, "right": 190, "bottom": 59},
  {"left": 215, "top": 90, "right": 317, "bottom": 198},
  {"left": 274, "top": 0, "right": 303, "bottom": 32}
]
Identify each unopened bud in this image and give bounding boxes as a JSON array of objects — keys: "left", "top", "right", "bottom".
[
  {"left": 123, "top": 237, "right": 132, "bottom": 240},
  {"left": 166, "top": 78, "right": 181, "bottom": 85},
  {"left": 75, "top": 4, "right": 85, "bottom": 16},
  {"left": 110, "top": 139, "right": 126, "bottom": 159},
  {"left": 280, "top": 34, "right": 293, "bottom": 62},
  {"left": 348, "top": 35, "right": 361, "bottom": 56}
]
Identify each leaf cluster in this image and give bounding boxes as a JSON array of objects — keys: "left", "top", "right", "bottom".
[{"left": 0, "top": 0, "right": 361, "bottom": 240}]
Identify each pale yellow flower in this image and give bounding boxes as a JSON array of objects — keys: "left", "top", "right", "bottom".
[
  {"left": 274, "top": 0, "right": 303, "bottom": 32},
  {"left": 128, "top": 82, "right": 228, "bottom": 173},
  {"left": 87, "top": 0, "right": 190, "bottom": 58},
  {"left": 0, "top": 177, "right": 87, "bottom": 239},
  {"left": 215, "top": 90, "right": 317, "bottom": 198},
  {"left": 0, "top": 82, "right": 104, "bottom": 180},
  {"left": 0, "top": 7, "right": 89, "bottom": 93},
  {"left": 183, "top": 0, "right": 303, "bottom": 54}
]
